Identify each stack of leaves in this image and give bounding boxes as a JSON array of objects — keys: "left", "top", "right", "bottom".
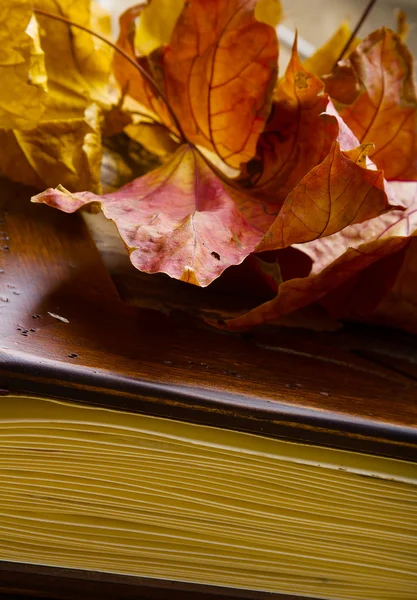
[{"left": 2, "top": 0, "right": 417, "bottom": 332}]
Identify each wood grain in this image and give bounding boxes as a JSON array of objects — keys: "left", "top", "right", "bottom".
[
  {"left": 1, "top": 179, "right": 417, "bottom": 466},
  {"left": 0, "top": 562, "right": 317, "bottom": 600}
]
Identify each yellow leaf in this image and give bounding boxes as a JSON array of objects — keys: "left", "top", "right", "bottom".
[
  {"left": 0, "top": 104, "right": 102, "bottom": 193},
  {"left": 254, "top": 0, "right": 282, "bottom": 27},
  {"left": 91, "top": 0, "right": 112, "bottom": 38},
  {"left": 396, "top": 9, "right": 409, "bottom": 41},
  {"left": 0, "top": 1, "right": 113, "bottom": 192},
  {"left": 125, "top": 122, "right": 180, "bottom": 157},
  {"left": 304, "top": 22, "right": 360, "bottom": 77},
  {"left": 34, "top": 0, "right": 113, "bottom": 116},
  {"left": 0, "top": 4, "right": 47, "bottom": 129},
  {"left": 134, "top": 0, "right": 184, "bottom": 54}
]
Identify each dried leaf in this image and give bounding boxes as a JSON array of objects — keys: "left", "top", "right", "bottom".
[
  {"left": 91, "top": 0, "right": 112, "bottom": 35},
  {"left": 0, "top": 5, "right": 47, "bottom": 129},
  {"left": 102, "top": 103, "right": 133, "bottom": 138},
  {"left": 242, "top": 43, "right": 338, "bottom": 203},
  {"left": 396, "top": 9, "right": 409, "bottom": 41},
  {"left": 319, "top": 244, "right": 409, "bottom": 319},
  {"left": 134, "top": 0, "right": 184, "bottom": 54},
  {"left": 371, "top": 238, "right": 417, "bottom": 334},
  {"left": 324, "top": 28, "right": 417, "bottom": 181},
  {"left": 33, "top": 145, "right": 276, "bottom": 286},
  {"left": 0, "top": 104, "right": 102, "bottom": 192},
  {"left": 101, "top": 133, "right": 162, "bottom": 193},
  {"left": 113, "top": 4, "right": 177, "bottom": 133},
  {"left": 318, "top": 182, "right": 417, "bottom": 329},
  {"left": 125, "top": 121, "right": 180, "bottom": 157},
  {"left": 325, "top": 100, "right": 360, "bottom": 151},
  {"left": 0, "top": 0, "right": 112, "bottom": 191},
  {"left": 34, "top": 0, "right": 113, "bottom": 115},
  {"left": 254, "top": 0, "right": 282, "bottom": 27},
  {"left": 225, "top": 184, "right": 417, "bottom": 330},
  {"left": 303, "top": 21, "right": 359, "bottom": 77},
  {"left": 164, "top": 0, "right": 278, "bottom": 168},
  {"left": 257, "top": 141, "right": 394, "bottom": 251}
]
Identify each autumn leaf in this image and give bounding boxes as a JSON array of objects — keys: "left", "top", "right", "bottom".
[
  {"left": 396, "top": 9, "right": 409, "bottom": 41},
  {"left": 371, "top": 239, "right": 417, "bottom": 334},
  {"left": 318, "top": 245, "right": 409, "bottom": 320},
  {"left": 113, "top": 4, "right": 177, "bottom": 135},
  {"left": 257, "top": 141, "right": 394, "bottom": 251},
  {"left": 163, "top": 0, "right": 279, "bottom": 168},
  {"left": 114, "top": 0, "right": 281, "bottom": 144},
  {"left": 0, "top": 0, "right": 114, "bottom": 192},
  {"left": 125, "top": 121, "right": 180, "bottom": 158},
  {"left": 318, "top": 182, "right": 417, "bottom": 330},
  {"left": 241, "top": 41, "right": 338, "bottom": 203},
  {"left": 101, "top": 98, "right": 133, "bottom": 139},
  {"left": 303, "top": 21, "right": 359, "bottom": 78},
  {"left": 134, "top": 0, "right": 184, "bottom": 55},
  {"left": 254, "top": 0, "right": 282, "bottom": 27},
  {"left": 324, "top": 28, "right": 417, "bottom": 181},
  {"left": 294, "top": 182, "right": 416, "bottom": 274},
  {"left": 34, "top": 0, "right": 113, "bottom": 115},
  {"left": 0, "top": 3, "right": 47, "bottom": 129},
  {"left": 33, "top": 145, "right": 276, "bottom": 286},
  {"left": 224, "top": 184, "right": 417, "bottom": 330},
  {"left": 100, "top": 133, "right": 162, "bottom": 194},
  {"left": 0, "top": 104, "right": 102, "bottom": 193},
  {"left": 114, "top": 0, "right": 280, "bottom": 166}
]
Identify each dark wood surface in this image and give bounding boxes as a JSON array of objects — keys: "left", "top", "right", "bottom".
[
  {"left": 0, "top": 181, "right": 417, "bottom": 599},
  {"left": 1, "top": 179, "right": 417, "bottom": 461},
  {"left": 0, "top": 562, "right": 318, "bottom": 600}
]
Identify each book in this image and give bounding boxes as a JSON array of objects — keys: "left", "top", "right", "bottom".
[{"left": 1, "top": 179, "right": 417, "bottom": 600}]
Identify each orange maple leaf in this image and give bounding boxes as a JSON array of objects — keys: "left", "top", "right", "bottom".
[
  {"left": 242, "top": 40, "right": 337, "bottom": 203},
  {"left": 114, "top": 0, "right": 279, "bottom": 168},
  {"left": 164, "top": 0, "right": 278, "bottom": 168},
  {"left": 224, "top": 183, "right": 417, "bottom": 330},
  {"left": 257, "top": 141, "right": 393, "bottom": 251},
  {"left": 324, "top": 28, "right": 417, "bottom": 181}
]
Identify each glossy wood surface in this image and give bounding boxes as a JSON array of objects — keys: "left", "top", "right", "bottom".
[
  {"left": 1, "top": 180, "right": 417, "bottom": 462},
  {"left": 1, "top": 181, "right": 417, "bottom": 599}
]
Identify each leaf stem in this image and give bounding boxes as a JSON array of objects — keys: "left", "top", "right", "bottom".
[
  {"left": 333, "top": 0, "right": 377, "bottom": 67},
  {"left": 33, "top": 8, "right": 185, "bottom": 141}
]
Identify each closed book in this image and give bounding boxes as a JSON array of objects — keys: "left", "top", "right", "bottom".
[{"left": 1, "top": 181, "right": 416, "bottom": 600}]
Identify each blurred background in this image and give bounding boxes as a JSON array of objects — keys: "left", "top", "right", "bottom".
[{"left": 98, "top": 0, "right": 417, "bottom": 72}]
